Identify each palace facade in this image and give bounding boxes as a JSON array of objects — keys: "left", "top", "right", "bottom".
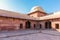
[{"left": 0, "top": 6, "right": 60, "bottom": 32}]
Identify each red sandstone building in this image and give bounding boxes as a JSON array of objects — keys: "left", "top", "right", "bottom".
[{"left": 0, "top": 6, "right": 60, "bottom": 32}]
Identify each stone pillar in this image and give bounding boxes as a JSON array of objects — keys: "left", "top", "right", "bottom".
[
  {"left": 41, "top": 22, "right": 45, "bottom": 29},
  {"left": 23, "top": 22, "right": 26, "bottom": 29},
  {"left": 31, "top": 23, "right": 34, "bottom": 29},
  {"left": 0, "top": 27, "right": 1, "bottom": 31}
]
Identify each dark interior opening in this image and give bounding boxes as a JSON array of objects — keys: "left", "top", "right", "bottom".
[
  {"left": 45, "top": 21, "right": 51, "bottom": 29},
  {"left": 55, "top": 24, "right": 59, "bottom": 29},
  {"left": 20, "top": 24, "right": 23, "bottom": 29},
  {"left": 34, "top": 24, "right": 36, "bottom": 28},
  {"left": 25, "top": 21, "right": 31, "bottom": 29},
  {"left": 40, "top": 24, "right": 42, "bottom": 29}
]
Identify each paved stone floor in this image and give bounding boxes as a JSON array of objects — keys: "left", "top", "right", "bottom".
[{"left": 0, "top": 29, "right": 60, "bottom": 40}]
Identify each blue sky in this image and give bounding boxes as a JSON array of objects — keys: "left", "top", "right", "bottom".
[{"left": 0, "top": 0, "right": 60, "bottom": 14}]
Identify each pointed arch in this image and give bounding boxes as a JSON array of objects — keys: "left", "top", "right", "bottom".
[
  {"left": 25, "top": 21, "right": 31, "bottom": 29},
  {"left": 45, "top": 21, "right": 51, "bottom": 29}
]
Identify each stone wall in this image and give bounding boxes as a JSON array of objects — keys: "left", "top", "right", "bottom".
[
  {"left": 39, "top": 21, "right": 45, "bottom": 29},
  {"left": 51, "top": 20, "right": 60, "bottom": 32},
  {"left": 0, "top": 16, "right": 38, "bottom": 31},
  {"left": 0, "top": 16, "right": 20, "bottom": 31},
  {"left": 28, "top": 11, "right": 47, "bottom": 17}
]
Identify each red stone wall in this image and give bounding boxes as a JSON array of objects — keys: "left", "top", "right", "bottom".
[
  {"left": 28, "top": 11, "right": 47, "bottom": 17},
  {"left": 37, "top": 12, "right": 46, "bottom": 17},
  {"left": 51, "top": 21, "right": 60, "bottom": 29},
  {"left": 28, "top": 13, "right": 38, "bottom": 17},
  {"left": 0, "top": 16, "right": 38, "bottom": 31},
  {"left": 0, "top": 17, "right": 20, "bottom": 31}
]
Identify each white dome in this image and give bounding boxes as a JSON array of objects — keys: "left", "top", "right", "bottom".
[
  {"left": 30, "top": 6, "right": 44, "bottom": 13},
  {"left": 54, "top": 11, "right": 60, "bottom": 15}
]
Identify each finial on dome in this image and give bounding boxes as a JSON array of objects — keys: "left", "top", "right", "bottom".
[{"left": 29, "top": 6, "right": 44, "bottom": 13}]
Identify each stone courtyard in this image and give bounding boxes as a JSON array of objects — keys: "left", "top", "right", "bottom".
[{"left": 0, "top": 29, "right": 60, "bottom": 40}]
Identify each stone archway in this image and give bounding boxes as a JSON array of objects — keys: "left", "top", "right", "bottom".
[
  {"left": 25, "top": 21, "right": 31, "bottom": 29},
  {"left": 40, "top": 24, "right": 42, "bottom": 29},
  {"left": 20, "top": 23, "right": 23, "bottom": 29},
  {"left": 45, "top": 21, "right": 51, "bottom": 29},
  {"left": 34, "top": 24, "right": 36, "bottom": 28}
]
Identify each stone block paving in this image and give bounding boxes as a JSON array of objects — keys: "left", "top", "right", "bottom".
[
  {"left": 0, "top": 29, "right": 60, "bottom": 40},
  {"left": 0, "top": 29, "right": 39, "bottom": 38},
  {"left": 42, "top": 29, "right": 60, "bottom": 36}
]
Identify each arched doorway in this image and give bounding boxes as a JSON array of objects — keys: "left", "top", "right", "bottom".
[
  {"left": 34, "top": 24, "right": 36, "bottom": 29},
  {"left": 25, "top": 21, "right": 31, "bottom": 29},
  {"left": 20, "top": 23, "right": 23, "bottom": 29},
  {"left": 40, "top": 24, "right": 42, "bottom": 29},
  {"left": 45, "top": 21, "right": 51, "bottom": 29}
]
